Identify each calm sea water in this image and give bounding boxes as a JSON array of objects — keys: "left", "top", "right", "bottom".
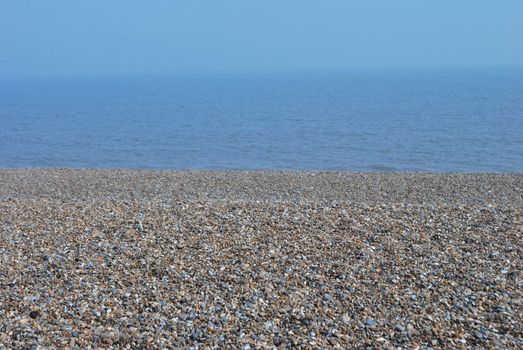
[{"left": 1, "top": 69, "right": 522, "bottom": 171}]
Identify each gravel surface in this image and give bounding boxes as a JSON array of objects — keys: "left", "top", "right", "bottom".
[{"left": 0, "top": 170, "right": 522, "bottom": 349}]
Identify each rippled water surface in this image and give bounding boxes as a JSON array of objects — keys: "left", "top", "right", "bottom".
[{"left": 1, "top": 69, "right": 522, "bottom": 171}]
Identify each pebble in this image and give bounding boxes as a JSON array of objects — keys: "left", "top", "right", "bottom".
[
  {"left": 273, "top": 335, "right": 282, "bottom": 346},
  {"left": 365, "top": 319, "right": 377, "bottom": 327},
  {"left": 0, "top": 170, "right": 521, "bottom": 349}
]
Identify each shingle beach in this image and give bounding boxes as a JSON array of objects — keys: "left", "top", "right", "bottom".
[{"left": 0, "top": 170, "right": 522, "bottom": 349}]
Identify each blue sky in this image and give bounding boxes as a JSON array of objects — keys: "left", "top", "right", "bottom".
[{"left": 1, "top": 0, "right": 522, "bottom": 79}]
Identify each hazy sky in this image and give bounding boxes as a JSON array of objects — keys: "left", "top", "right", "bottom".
[{"left": 1, "top": 0, "right": 522, "bottom": 79}]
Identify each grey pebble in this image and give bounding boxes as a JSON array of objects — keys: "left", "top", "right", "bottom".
[{"left": 365, "top": 319, "right": 377, "bottom": 327}]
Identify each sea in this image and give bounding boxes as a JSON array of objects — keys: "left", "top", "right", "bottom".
[{"left": 1, "top": 68, "right": 522, "bottom": 172}]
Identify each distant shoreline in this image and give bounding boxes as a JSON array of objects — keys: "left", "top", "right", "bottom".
[{"left": 1, "top": 169, "right": 522, "bottom": 207}]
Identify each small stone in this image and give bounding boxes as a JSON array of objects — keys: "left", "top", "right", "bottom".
[
  {"left": 190, "top": 331, "right": 201, "bottom": 340},
  {"left": 475, "top": 331, "right": 485, "bottom": 339},
  {"left": 365, "top": 319, "right": 376, "bottom": 327},
  {"left": 29, "top": 310, "right": 40, "bottom": 319},
  {"left": 273, "top": 336, "right": 282, "bottom": 346},
  {"left": 489, "top": 251, "right": 499, "bottom": 258}
]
